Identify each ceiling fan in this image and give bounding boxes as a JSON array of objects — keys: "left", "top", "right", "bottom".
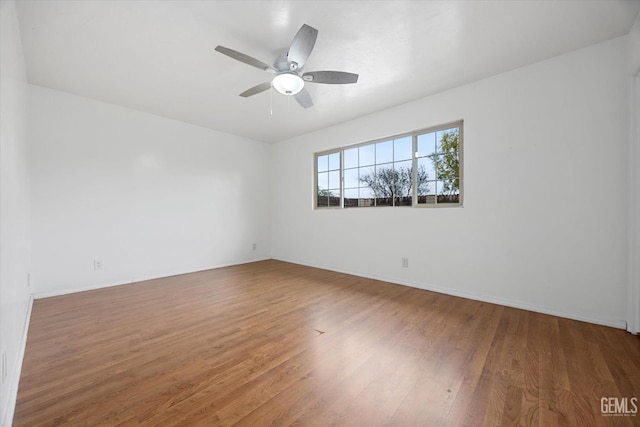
[{"left": 214, "top": 24, "right": 358, "bottom": 109}]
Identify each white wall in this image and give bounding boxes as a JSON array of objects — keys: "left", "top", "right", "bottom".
[
  {"left": 29, "top": 85, "right": 271, "bottom": 296},
  {"left": 0, "top": 0, "right": 31, "bottom": 425},
  {"left": 272, "top": 36, "right": 629, "bottom": 328}
]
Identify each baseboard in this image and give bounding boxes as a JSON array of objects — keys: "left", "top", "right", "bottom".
[
  {"left": 2, "top": 295, "right": 33, "bottom": 427},
  {"left": 273, "top": 257, "right": 627, "bottom": 330},
  {"left": 29, "top": 255, "right": 629, "bottom": 328},
  {"left": 32, "top": 258, "right": 271, "bottom": 300}
]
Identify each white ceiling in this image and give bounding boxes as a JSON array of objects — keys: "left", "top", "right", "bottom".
[{"left": 15, "top": 0, "right": 640, "bottom": 143}]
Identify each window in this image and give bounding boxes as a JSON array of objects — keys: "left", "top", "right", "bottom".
[
  {"left": 315, "top": 121, "right": 462, "bottom": 209},
  {"left": 315, "top": 150, "right": 341, "bottom": 207},
  {"left": 415, "top": 125, "right": 461, "bottom": 205}
]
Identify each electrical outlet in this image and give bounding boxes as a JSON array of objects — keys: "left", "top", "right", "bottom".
[
  {"left": 402, "top": 257, "right": 409, "bottom": 268},
  {"left": 27, "top": 273, "right": 31, "bottom": 289},
  {"left": 94, "top": 260, "right": 103, "bottom": 270},
  {"left": 252, "top": 243, "right": 257, "bottom": 251}
]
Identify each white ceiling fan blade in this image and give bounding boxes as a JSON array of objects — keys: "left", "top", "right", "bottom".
[
  {"left": 287, "top": 24, "right": 318, "bottom": 70},
  {"left": 215, "top": 46, "right": 276, "bottom": 72},
  {"left": 294, "top": 88, "right": 313, "bottom": 108},
  {"left": 302, "top": 71, "right": 359, "bottom": 84},
  {"left": 239, "top": 82, "right": 272, "bottom": 97}
]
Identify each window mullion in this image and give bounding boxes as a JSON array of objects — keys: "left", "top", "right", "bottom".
[
  {"left": 412, "top": 134, "right": 417, "bottom": 206},
  {"left": 340, "top": 149, "right": 344, "bottom": 209}
]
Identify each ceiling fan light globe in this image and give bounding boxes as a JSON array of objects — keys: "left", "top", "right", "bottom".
[{"left": 272, "top": 73, "right": 304, "bottom": 96}]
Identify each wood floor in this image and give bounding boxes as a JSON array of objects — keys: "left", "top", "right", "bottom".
[{"left": 14, "top": 260, "right": 640, "bottom": 426}]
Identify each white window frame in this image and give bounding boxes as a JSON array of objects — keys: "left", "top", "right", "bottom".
[
  {"left": 314, "top": 120, "right": 463, "bottom": 209},
  {"left": 314, "top": 148, "right": 343, "bottom": 209}
]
